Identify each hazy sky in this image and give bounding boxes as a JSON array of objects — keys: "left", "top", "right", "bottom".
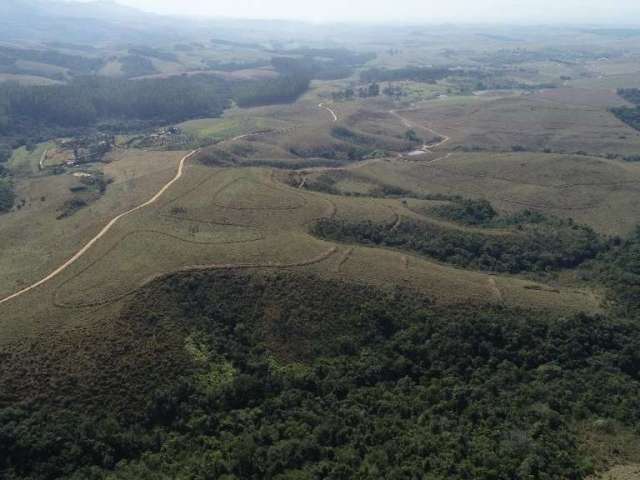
[{"left": 107, "top": 0, "right": 640, "bottom": 24}]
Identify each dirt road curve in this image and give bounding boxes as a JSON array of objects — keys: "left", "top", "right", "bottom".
[
  {"left": 0, "top": 149, "right": 200, "bottom": 306},
  {"left": 0, "top": 103, "right": 342, "bottom": 306},
  {"left": 38, "top": 149, "right": 48, "bottom": 171},
  {"left": 319, "top": 103, "right": 338, "bottom": 122},
  {"left": 389, "top": 110, "right": 450, "bottom": 150}
]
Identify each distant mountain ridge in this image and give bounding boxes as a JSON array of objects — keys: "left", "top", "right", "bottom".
[
  {"left": 0, "top": 0, "right": 149, "bottom": 20},
  {"left": 0, "top": 0, "right": 179, "bottom": 44}
]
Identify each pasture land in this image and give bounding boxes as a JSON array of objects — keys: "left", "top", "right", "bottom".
[
  {"left": 400, "top": 93, "right": 640, "bottom": 156},
  {"left": 356, "top": 151, "right": 640, "bottom": 235},
  {"left": 0, "top": 152, "right": 601, "bottom": 345}
]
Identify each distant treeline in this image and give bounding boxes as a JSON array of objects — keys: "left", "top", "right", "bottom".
[
  {"left": 473, "top": 47, "right": 616, "bottom": 65},
  {"left": 118, "top": 55, "right": 157, "bottom": 78},
  {"left": 0, "top": 73, "right": 312, "bottom": 139},
  {"left": 204, "top": 59, "right": 271, "bottom": 71},
  {"left": 611, "top": 88, "right": 640, "bottom": 131},
  {"left": 232, "top": 74, "right": 310, "bottom": 107},
  {"left": 360, "top": 66, "right": 455, "bottom": 84},
  {"left": 272, "top": 48, "right": 376, "bottom": 80},
  {"left": 128, "top": 46, "right": 178, "bottom": 63},
  {"left": 0, "top": 46, "right": 103, "bottom": 75},
  {"left": 592, "top": 226, "right": 640, "bottom": 315},
  {"left": 0, "top": 75, "right": 231, "bottom": 131},
  {"left": 618, "top": 88, "right": 640, "bottom": 105}
]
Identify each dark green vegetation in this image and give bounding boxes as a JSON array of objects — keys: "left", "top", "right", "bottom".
[
  {"left": 618, "top": 88, "right": 640, "bottom": 105},
  {"left": 0, "top": 76, "right": 231, "bottom": 135},
  {"left": 358, "top": 66, "right": 553, "bottom": 94},
  {"left": 361, "top": 67, "right": 454, "bottom": 84},
  {"left": 0, "top": 144, "right": 11, "bottom": 163},
  {"left": 0, "top": 143, "right": 14, "bottom": 212},
  {"left": 431, "top": 199, "right": 498, "bottom": 226},
  {"left": 2, "top": 271, "right": 640, "bottom": 479},
  {"left": 232, "top": 75, "right": 311, "bottom": 107},
  {"left": 0, "top": 73, "right": 313, "bottom": 143},
  {"left": 313, "top": 214, "right": 605, "bottom": 274},
  {"left": 57, "top": 172, "right": 111, "bottom": 219},
  {"left": 611, "top": 88, "right": 640, "bottom": 131},
  {"left": 590, "top": 227, "right": 640, "bottom": 315},
  {"left": 0, "top": 46, "right": 104, "bottom": 79},
  {"left": 0, "top": 177, "right": 15, "bottom": 212},
  {"left": 430, "top": 199, "right": 548, "bottom": 228},
  {"left": 118, "top": 55, "right": 156, "bottom": 78},
  {"left": 272, "top": 48, "right": 376, "bottom": 80}
]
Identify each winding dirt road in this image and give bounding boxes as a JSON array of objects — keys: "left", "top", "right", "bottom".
[
  {"left": 389, "top": 109, "right": 451, "bottom": 152},
  {"left": 38, "top": 149, "right": 49, "bottom": 171},
  {"left": 0, "top": 149, "right": 200, "bottom": 306},
  {"left": 319, "top": 103, "right": 338, "bottom": 122},
  {"left": 1, "top": 103, "right": 345, "bottom": 306},
  {"left": 0, "top": 103, "right": 441, "bottom": 306}
]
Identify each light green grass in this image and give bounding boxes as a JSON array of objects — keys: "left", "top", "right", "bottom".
[
  {"left": 179, "top": 116, "right": 287, "bottom": 141},
  {"left": 9, "top": 142, "right": 55, "bottom": 176}
]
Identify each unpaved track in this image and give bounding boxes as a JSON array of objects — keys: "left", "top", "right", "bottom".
[
  {"left": 389, "top": 109, "right": 451, "bottom": 151},
  {"left": 319, "top": 103, "right": 338, "bottom": 122},
  {"left": 488, "top": 277, "right": 503, "bottom": 304},
  {"left": 1, "top": 112, "right": 345, "bottom": 306},
  {"left": 0, "top": 149, "right": 200, "bottom": 306},
  {"left": 38, "top": 149, "right": 49, "bottom": 171}
]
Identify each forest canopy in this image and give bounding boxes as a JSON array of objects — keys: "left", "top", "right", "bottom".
[
  {"left": 2, "top": 271, "right": 640, "bottom": 479},
  {"left": 0, "top": 72, "right": 312, "bottom": 138}
]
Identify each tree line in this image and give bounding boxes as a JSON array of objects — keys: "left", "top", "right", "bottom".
[
  {"left": 312, "top": 214, "right": 605, "bottom": 274},
  {"left": 0, "top": 73, "right": 313, "bottom": 140},
  {"left": 360, "top": 66, "right": 455, "bottom": 84},
  {"left": 611, "top": 88, "right": 640, "bottom": 131}
]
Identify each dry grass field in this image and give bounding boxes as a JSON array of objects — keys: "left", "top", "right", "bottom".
[
  {"left": 588, "top": 465, "right": 640, "bottom": 480},
  {"left": 0, "top": 147, "right": 602, "bottom": 345},
  {"left": 0, "top": 150, "right": 185, "bottom": 300},
  {"left": 356, "top": 151, "right": 640, "bottom": 235},
  {"left": 400, "top": 93, "right": 640, "bottom": 155},
  {"left": 1, "top": 81, "right": 635, "bottom": 368}
]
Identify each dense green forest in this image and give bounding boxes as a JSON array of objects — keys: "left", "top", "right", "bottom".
[
  {"left": 313, "top": 214, "right": 605, "bottom": 274},
  {"left": 232, "top": 74, "right": 311, "bottom": 107},
  {"left": 2, "top": 270, "right": 640, "bottom": 479},
  {"left": 0, "top": 177, "right": 15, "bottom": 212},
  {"left": 611, "top": 88, "right": 640, "bottom": 130},
  {"left": 128, "top": 46, "right": 178, "bottom": 63},
  {"left": 611, "top": 105, "right": 640, "bottom": 131},
  {"left": 590, "top": 226, "right": 640, "bottom": 315},
  {"left": 618, "top": 88, "right": 640, "bottom": 105},
  {"left": 272, "top": 49, "right": 376, "bottom": 80},
  {"left": 0, "top": 143, "right": 14, "bottom": 212},
  {"left": 0, "top": 75, "right": 231, "bottom": 131},
  {"left": 430, "top": 198, "right": 498, "bottom": 225},
  {"left": 0, "top": 73, "right": 312, "bottom": 141},
  {"left": 118, "top": 55, "right": 157, "bottom": 78},
  {"left": 0, "top": 46, "right": 104, "bottom": 75},
  {"left": 360, "top": 66, "right": 454, "bottom": 84}
]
